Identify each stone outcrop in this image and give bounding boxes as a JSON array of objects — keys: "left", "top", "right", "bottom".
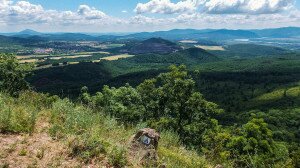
[{"left": 128, "top": 128, "right": 160, "bottom": 166}]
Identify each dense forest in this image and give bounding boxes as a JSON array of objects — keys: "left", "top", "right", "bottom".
[{"left": 1, "top": 53, "right": 299, "bottom": 167}]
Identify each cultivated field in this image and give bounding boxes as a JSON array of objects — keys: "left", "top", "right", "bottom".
[
  {"left": 18, "top": 59, "right": 39, "bottom": 63},
  {"left": 195, "top": 45, "right": 225, "bottom": 51},
  {"left": 99, "top": 54, "right": 135, "bottom": 61}
]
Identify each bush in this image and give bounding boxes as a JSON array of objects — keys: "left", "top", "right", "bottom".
[
  {"left": 0, "top": 93, "right": 37, "bottom": 134},
  {"left": 68, "top": 134, "right": 108, "bottom": 163},
  {"left": 0, "top": 54, "right": 32, "bottom": 96},
  {"left": 108, "top": 146, "right": 128, "bottom": 168}
]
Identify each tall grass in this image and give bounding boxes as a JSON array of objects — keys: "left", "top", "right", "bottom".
[{"left": 0, "top": 93, "right": 37, "bottom": 134}]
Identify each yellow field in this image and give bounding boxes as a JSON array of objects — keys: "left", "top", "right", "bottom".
[
  {"left": 17, "top": 55, "right": 48, "bottom": 59},
  {"left": 19, "top": 59, "right": 39, "bottom": 63},
  {"left": 49, "top": 57, "right": 62, "bottom": 60},
  {"left": 195, "top": 45, "right": 225, "bottom": 51},
  {"left": 69, "top": 62, "right": 79, "bottom": 64},
  {"left": 99, "top": 54, "right": 134, "bottom": 61}
]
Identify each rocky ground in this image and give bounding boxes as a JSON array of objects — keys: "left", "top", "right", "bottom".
[{"left": 0, "top": 116, "right": 87, "bottom": 168}]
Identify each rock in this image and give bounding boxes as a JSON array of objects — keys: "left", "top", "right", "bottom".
[
  {"left": 128, "top": 128, "right": 160, "bottom": 167},
  {"left": 215, "top": 164, "right": 224, "bottom": 168}
]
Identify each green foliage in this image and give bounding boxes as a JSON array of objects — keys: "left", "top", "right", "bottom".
[
  {"left": 0, "top": 54, "right": 33, "bottom": 96},
  {"left": 108, "top": 146, "right": 128, "bottom": 168},
  {"left": 247, "top": 109, "right": 300, "bottom": 144},
  {"left": 99, "top": 84, "right": 145, "bottom": 124},
  {"left": 68, "top": 134, "right": 107, "bottom": 163},
  {"left": 137, "top": 65, "right": 223, "bottom": 147},
  {"left": 49, "top": 99, "right": 100, "bottom": 137},
  {"left": 1, "top": 49, "right": 299, "bottom": 167},
  {"left": 0, "top": 93, "right": 37, "bottom": 134},
  {"left": 226, "top": 118, "right": 289, "bottom": 167},
  {"left": 202, "top": 123, "right": 232, "bottom": 164},
  {"left": 83, "top": 65, "right": 222, "bottom": 149},
  {"left": 158, "top": 147, "right": 208, "bottom": 168}
]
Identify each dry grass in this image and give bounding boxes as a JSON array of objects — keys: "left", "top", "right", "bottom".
[
  {"left": 195, "top": 45, "right": 225, "bottom": 51},
  {"left": 0, "top": 115, "right": 84, "bottom": 168},
  {"left": 49, "top": 57, "right": 62, "bottom": 60},
  {"left": 99, "top": 54, "right": 135, "bottom": 61},
  {"left": 18, "top": 59, "right": 39, "bottom": 63},
  {"left": 68, "top": 62, "right": 79, "bottom": 65}
]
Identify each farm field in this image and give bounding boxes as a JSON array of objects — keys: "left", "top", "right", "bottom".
[
  {"left": 99, "top": 54, "right": 135, "bottom": 61},
  {"left": 195, "top": 45, "right": 225, "bottom": 51}
]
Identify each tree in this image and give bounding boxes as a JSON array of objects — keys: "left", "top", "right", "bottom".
[
  {"left": 100, "top": 84, "right": 145, "bottom": 124},
  {"left": 138, "top": 65, "right": 223, "bottom": 147},
  {"left": 0, "top": 54, "right": 33, "bottom": 96},
  {"left": 227, "top": 117, "right": 289, "bottom": 167}
]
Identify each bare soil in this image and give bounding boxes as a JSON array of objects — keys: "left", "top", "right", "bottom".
[{"left": 0, "top": 116, "right": 101, "bottom": 168}]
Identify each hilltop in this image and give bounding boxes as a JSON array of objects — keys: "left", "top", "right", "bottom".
[{"left": 123, "top": 38, "right": 182, "bottom": 54}]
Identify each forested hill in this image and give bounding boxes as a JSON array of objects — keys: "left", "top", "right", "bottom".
[
  {"left": 119, "top": 37, "right": 182, "bottom": 54},
  {"left": 1, "top": 54, "right": 300, "bottom": 167}
]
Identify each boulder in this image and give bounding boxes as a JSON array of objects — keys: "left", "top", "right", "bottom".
[{"left": 128, "top": 128, "right": 160, "bottom": 166}]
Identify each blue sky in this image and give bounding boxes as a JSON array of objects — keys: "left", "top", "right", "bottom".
[
  {"left": 27, "top": 0, "right": 141, "bottom": 17},
  {"left": 0, "top": 0, "right": 299, "bottom": 32}
]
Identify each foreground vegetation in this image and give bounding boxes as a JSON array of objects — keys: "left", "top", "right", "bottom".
[{"left": 1, "top": 53, "right": 300, "bottom": 167}]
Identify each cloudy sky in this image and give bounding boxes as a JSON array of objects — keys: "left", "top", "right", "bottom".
[{"left": 0, "top": 0, "right": 299, "bottom": 32}]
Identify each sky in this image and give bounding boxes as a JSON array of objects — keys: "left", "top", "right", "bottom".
[{"left": 0, "top": 0, "right": 299, "bottom": 32}]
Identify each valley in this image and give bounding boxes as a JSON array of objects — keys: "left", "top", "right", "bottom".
[{"left": 1, "top": 27, "right": 300, "bottom": 168}]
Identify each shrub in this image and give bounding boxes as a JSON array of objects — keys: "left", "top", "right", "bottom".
[
  {"left": 0, "top": 94, "right": 37, "bottom": 134},
  {"left": 0, "top": 54, "right": 32, "bottom": 96},
  {"left": 108, "top": 146, "right": 128, "bottom": 168},
  {"left": 160, "top": 130, "right": 181, "bottom": 148},
  {"left": 68, "top": 135, "right": 107, "bottom": 163}
]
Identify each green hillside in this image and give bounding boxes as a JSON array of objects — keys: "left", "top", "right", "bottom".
[
  {"left": 1, "top": 54, "right": 299, "bottom": 167},
  {"left": 211, "top": 44, "right": 291, "bottom": 58}
]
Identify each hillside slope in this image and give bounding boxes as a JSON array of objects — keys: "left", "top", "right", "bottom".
[
  {"left": 211, "top": 44, "right": 290, "bottom": 57},
  {"left": 0, "top": 92, "right": 212, "bottom": 168},
  {"left": 128, "top": 47, "right": 220, "bottom": 64},
  {"left": 122, "top": 38, "right": 182, "bottom": 54}
]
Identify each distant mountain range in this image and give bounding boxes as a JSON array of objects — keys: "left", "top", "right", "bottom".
[
  {"left": 100, "top": 27, "right": 300, "bottom": 41},
  {"left": 0, "top": 27, "right": 299, "bottom": 43}
]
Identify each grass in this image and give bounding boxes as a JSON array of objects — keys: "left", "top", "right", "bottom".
[
  {"left": 0, "top": 93, "right": 37, "bottom": 134},
  {"left": 108, "top": 146, "right": 128, "bottom": 167},
  {"left": 18, "top": 148, "right": 27, "bottom": 156},
  {"left": 0, "top": 91, "right": 214, "bottom": 167}
]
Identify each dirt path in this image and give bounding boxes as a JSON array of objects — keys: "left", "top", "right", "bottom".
[{"left": 0, "top": 116, "right": 85, "bottom": 168}]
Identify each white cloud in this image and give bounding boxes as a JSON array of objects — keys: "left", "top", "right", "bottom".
[
  {"left": 122, "top": 10, "right": 128, "bottom": 13},
  {"left": 0, "top": 0, "right": 299, "bottom": 32},
  {"left": 77, "top": 5, "right": 107, "bottom": 20},
  {"left": 0, "top": 0, "right": 117, "bottom": 27},
  {"left": 134, "top": 0, "right": 295, "bottom": 15},
  {"left": 9, "top": 1, "right": 44, "bottom": 15},
  {"left": 134, "top": 0, "right": 198, "bottom": 14},
  {"left": 202, "top": 0, "right": 294, "bottom": 14}
]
